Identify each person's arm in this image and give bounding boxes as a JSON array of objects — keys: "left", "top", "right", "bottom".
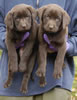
[
  {"left": 64, "top": 0, "right": 77, "bottom": 57},
  {"left": 0, "top": 0, "right": 7, "bottom": 50}
]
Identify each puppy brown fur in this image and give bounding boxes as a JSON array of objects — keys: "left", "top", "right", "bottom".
[
  {"left": 36, "top": 4, "right": 70, "bottom": 87},
  {"left": 4, "top": 4, "right": 37, "bottom": 93}
]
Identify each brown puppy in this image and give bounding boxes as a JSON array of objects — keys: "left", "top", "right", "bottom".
[
  {"left": 36, "top": 4, "right": 70, "bottom": 87},
  {"left": 4, "top": 4, "right": 37, "bottom": 93}
]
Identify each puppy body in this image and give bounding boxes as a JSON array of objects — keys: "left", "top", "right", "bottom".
[
  {"left": 36, "top": 4, "right": 70, "bottom": 87},
  {"left": 4, "top": 4, "right": 37, "bottom": 93}
]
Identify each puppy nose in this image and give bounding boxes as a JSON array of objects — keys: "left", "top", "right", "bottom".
[
  {"left": 49, "top": 25, "right": 54, "bottom": 29},
  {"left": 22, "top": 24, "right": 26, "bottom": 28}
]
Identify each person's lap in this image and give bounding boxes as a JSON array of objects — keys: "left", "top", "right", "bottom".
[
  {"left": 0, "top": 88, "right": 71, "bottom": 100},
  {"left": 42, "top": 88, "right": 71, "bottom": 100}
]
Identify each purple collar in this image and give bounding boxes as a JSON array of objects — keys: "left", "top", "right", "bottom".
[
  {"left": 15, "top": 32, "right": 30, "bottom": 49},
  {"left": 43, "top": 33, "right": 57, "bottom": 51},
  {"left": 43, "top": 33, "right": 68, "bottom": 51}
]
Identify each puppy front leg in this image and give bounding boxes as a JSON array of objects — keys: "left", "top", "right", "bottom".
[
  {"left": 20, "top": 52, "right": 36, "bottom": 94},
  {"left": 4, "top": 70, "right": 14, "bottom": 88},
  {"left": 6, "top": 39, "right": 18, "bottom": 72},
  {"left": 36, "top": 43, "right": 47, "bottom": 87},
  {"left": 53, "top": 43, "right": 66, "bottom": 79},
  {"left": 19, "top": 41, "right": 34, "bottom": 72}
]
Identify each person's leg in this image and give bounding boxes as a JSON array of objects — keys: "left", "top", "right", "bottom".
[
  {"left": 33, "top": 88, "right": 71, "bottom": 100},
  {"left": 0, "top": 96, "right": 33, "bottom": 100},
  {"left": 0, "top": 88, "right": 71, "bottom": 100},
  {"left": 33, "top": 94, "right": 43, "bottom": 100}
]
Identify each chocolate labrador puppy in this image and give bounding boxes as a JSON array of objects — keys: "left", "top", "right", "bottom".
[
  {"left": 36, "top": 4, "right": 70, "bottom": 87},
  {"left": 4, "top": 4, "right": 37, "bottom": 93}
]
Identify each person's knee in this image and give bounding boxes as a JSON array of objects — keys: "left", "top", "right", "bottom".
[{"left": 43, "top": 88, "right": 71, "bottom": 100}]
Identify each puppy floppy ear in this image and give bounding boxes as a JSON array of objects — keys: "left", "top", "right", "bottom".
[
  {"left": 37, "top": 6, "right": 47, "bottom": 21},
  {"left": 63, "top": 11, "right": 70, "bottom": 29},
  {"left": 5, "top": 11, "right": 14, "bottom": 29},
  {"left": 27, "top": 6, "right": 37, "bottom": 19}
]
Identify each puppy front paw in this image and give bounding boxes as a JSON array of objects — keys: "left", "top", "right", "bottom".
[
  {"left": 4, "top": 80, "right": 12, "bottom": 88},
  {"left": 39, "top": 76, "right": 47, "bottom": 87},
  {"left": 36, "top": 68, "right": 45, "bottom": 77},
  {"left": 53, "top": 68, "right": 62, "bottom": 79},
  {"left": 36, "top": 68, "right": 47, "bottom": 87},
  {"left": 20, "top": 85, "right": 28, "bottom": 94}
]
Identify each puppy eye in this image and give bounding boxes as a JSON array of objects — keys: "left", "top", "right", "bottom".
[
  {"left": 56, "top": 18, "right": 60, "bottom": 22},
  {"left": 45, "top": 16, "right": 49, "bottom": 19},
  {"left": 16, "top": 18, "right": 20, "bottom": 22},
  {"left": 15, "top": 17, "right": 20, "bottom": 20},
  {"left": 26, "top": 16, "right": 31, "bottom": 18}
]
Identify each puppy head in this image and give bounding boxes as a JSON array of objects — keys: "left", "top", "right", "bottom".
[
  {"left": 38, "top": 4, "right": 70, "bottom": 34},
  {"left": 5, "top": 4, "right": 36, "bottom": 31}
]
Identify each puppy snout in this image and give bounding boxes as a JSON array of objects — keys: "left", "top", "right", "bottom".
[
  {"left": 22, "top": 24, "right": 26, "bottom": 28},
  {"left": 48, "top": 25, "right": 54, "bottom": 30}
]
